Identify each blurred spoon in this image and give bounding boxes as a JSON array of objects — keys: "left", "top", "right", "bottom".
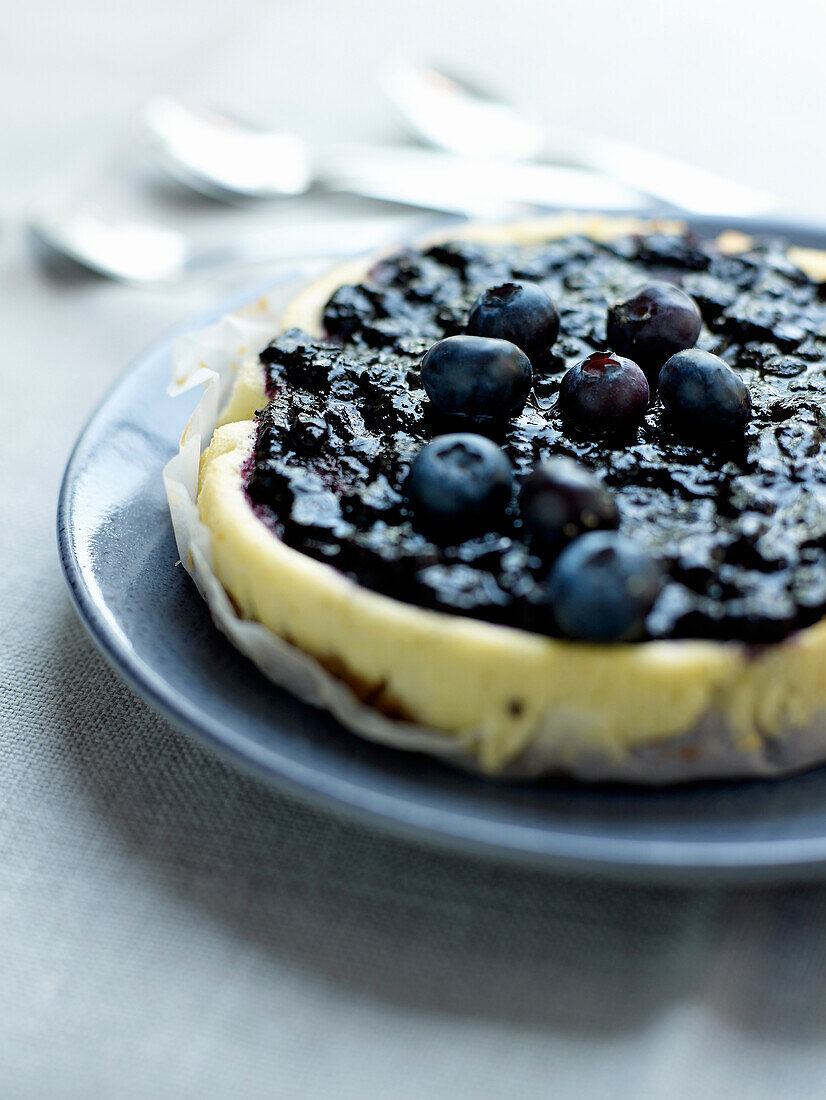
[
  {"left": 144, "top": 99, "right": 313, "bottom": 201},
  {"left": 144, "top": 97, "right": 647, "bottom": 215},
  {"left": 28, "top": 208, "right": 445, "bottom": 284},
  {"left": 382, "top": 58, "right": 782, "bottom": 218}
]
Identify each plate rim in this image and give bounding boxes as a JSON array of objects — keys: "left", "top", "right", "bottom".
[{"left": 57, "top": 216, "right": 826, "bottom": 882}]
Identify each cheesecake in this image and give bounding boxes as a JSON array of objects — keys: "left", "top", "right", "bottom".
[{"left": 176, "top": 214, "right": 826, "bottom": 780}]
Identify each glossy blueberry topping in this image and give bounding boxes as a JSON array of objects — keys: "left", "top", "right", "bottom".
[
  {"left": 407, "top": 434, "right": 513, "bottom": 536},
  {"left": 519, "top": 457, "right": 618, "bottom": 556},
  {"left": 467, "top": 280, "right": 560, "bottom": 360},
  {"left": 606, "top": 281, "right": 702, "bottom": 377},
  {"left": 549, "top": 531, "right": 662, "bottom": 642},
  {"left": 558, "top": 352, "right": 650, "bottom": 437},
  {"left": 248, "top": 231, "right": 826, "bottom": 644},
  {"left": 659, "top": 348, "right": 752, "bottom": 439},
  {"left": 420, "top": 335, "right": 532, "bottom": 421},
  {"left": 289, "top": 412, "right": 328, "bottom": 455}
]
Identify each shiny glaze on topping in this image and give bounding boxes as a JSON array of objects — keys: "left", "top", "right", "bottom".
[{"left": 247, "top": 233, "right": 826, "bottom": 643}]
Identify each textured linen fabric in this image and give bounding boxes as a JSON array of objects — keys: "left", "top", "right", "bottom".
[{"left": 6, "top": 1, "right": 826, "bottom": 1096}]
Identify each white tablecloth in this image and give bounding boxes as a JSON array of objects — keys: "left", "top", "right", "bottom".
[{"left": 5, "top": 1, "right": 826, "bottom": 1095}]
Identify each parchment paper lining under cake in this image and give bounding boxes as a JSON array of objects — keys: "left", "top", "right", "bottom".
[{"left": 162, "top": 270, "right": 826, "bottom": 784}]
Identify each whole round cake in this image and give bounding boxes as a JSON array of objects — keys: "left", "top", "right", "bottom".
[{"left": 167, "top": 214, "right": 826, "bottom": 781}]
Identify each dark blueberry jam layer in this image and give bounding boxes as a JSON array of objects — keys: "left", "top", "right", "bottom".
[{"left": 246, "top": 232, "right": 826, "bottom": 644}]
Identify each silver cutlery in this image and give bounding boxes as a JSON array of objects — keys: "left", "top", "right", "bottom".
[
  {"left": 144, "top": 98, "right": 313, "bottom": 202},
  {"left": 382, "top": 58, "right": 782, "bottom": 218},
  {"left": 28, "top": 208, "right": 446, "bottom": 284},
  {"left": 320, "top": 142, "right": 645, "bottom": 216},
  {"left": 144, "top": 97, "right": 648, "bottom": 216}
]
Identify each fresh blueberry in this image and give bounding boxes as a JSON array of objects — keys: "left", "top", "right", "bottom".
[
  {"left": 549, "top": 531, "right": 662, "bottom": 642},
  {"left": 607, "top": 282, "right": 702, "bottom": 375},
  {"left": 406, "top": 433, "right": 514, "bottom": 535},
  {"left": 421, "top": 335, "right": 532, "bottom": 421},
  {"left": 519, "top": 457, "right": 618, "bottom": 555},
  {"left": 658, "top": 348, "right": 752, "bottom": 439},
  {"left": 558, "top": 351, "right": 649, "bottom": 437},
  {"left": 467, "top": 281, "right": 560, "bottom": 360}
]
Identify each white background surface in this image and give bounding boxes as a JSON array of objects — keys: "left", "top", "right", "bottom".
[{"left": 5, "top": 1, "right": 826, "bottom": 1096}]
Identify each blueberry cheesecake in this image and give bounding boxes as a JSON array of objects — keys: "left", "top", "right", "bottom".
[{"left": 191, "top": 215, "right": 826, "bottom": 779}]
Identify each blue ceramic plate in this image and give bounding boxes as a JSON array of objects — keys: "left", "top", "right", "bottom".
[{"left": 58, "top": 217, "right": 826, "bottom": 882}]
